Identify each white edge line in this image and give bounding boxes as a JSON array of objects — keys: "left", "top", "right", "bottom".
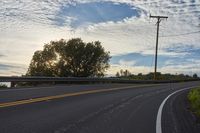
[{"left": 156, "top": 86, "right": 196, "bottom": 133}]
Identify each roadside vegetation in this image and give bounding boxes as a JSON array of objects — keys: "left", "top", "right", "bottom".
[
  {"left": 0, "top": 83, "right": 7, "bottom": 88},
  {"left": 188, "top": 87, "right": 200, "bottom": 119},
  {"left": 116, "top": 69, "right": 199, "bottom": 81}
]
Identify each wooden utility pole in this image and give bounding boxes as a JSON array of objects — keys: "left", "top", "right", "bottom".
[{"left": 150, "top": 15, "right": 168, "bottom": 80}]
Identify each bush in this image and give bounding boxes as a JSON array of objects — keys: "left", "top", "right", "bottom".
[
  {"left": 188, "top": 87, "right": 200, "bottom": 117},
  {"left": 0, "top": 83, "right": 8, "bottom": 88}
]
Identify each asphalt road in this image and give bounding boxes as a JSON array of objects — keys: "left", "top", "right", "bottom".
[{"left": 0, "top": 82, "right": 200, "bottom": 133}]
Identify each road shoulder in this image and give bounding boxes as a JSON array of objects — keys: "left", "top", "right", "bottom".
[{"left": 162, "top": 90, "right": 200, "bottom": 133}]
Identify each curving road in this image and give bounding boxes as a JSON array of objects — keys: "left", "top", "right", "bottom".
[{"left": 0, "top": 82, "right": 200, "bottom": 133}]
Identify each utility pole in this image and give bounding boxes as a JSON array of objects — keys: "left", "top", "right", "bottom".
[{"left": 150, "top": 15, "right": 168, "bottom": 80}]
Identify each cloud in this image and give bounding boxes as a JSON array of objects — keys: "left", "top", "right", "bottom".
[
  {"left": 106, "top": 64, "right": 153, "bottom": 76},
  {"left": 0, "top": 54, "right": 5, "bottom": 57},
  {"left": 118, "top": 59, "right": 136, "bottom": 67},
  {"left": 0, "top": 0, "right": 199, "bottom": 76},
  {"left": 0, "top": 62, "right": 27, "bottom": 76},
  {"left": 160, "top": 61, "right": 200, "bottom": 76},
  {"left": 107, "top": 61, "right": 200, "bottom": 77},
  {"left": 110, "top": 49, "right": 200, "bottom": 76},
  {"left": 78, "top": 16, "right": 200, "bottom": 56},
  {"left": 111, "top": 53, "right": 154, "bottom": 67}
]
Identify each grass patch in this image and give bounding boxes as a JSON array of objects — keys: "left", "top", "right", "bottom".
[{"left": 188, "top": 87, "right": 200, "bottom": 118}]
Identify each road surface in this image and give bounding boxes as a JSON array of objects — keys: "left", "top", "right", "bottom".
[{"left": 0, "top": 82, "right": 200, "bottom": 133}]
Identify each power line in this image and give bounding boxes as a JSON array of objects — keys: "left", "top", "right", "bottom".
[
  {"left": 170, "top": 11, "right": 200, "bottom": 15},
  {"left": 132, "top": 0, "right": 165, "bottom": 6},
  {"left": 160, "top": 30, "right": 200, "bottom": 37}
]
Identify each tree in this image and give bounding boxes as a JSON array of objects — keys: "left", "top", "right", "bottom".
[
  {"left": 120, "top": 69, "right": 124, "bottom": 76},
  {"left": 193, "top": 73, "right": 198, "bottom": 79},
  {"left": 27, "top": 38, "right": 110, "bottom": 77},
  {"left": 124, "top": 69, "right": 131, "bottom": 77},
  {"left": 116, "top": 72, "right": 120, "bottom": 77},
  {"left": 115, "top": 69, "right": 132, "bottom": 77}
]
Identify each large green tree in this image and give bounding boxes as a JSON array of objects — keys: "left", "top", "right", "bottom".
[{"left": 27, "top": 38, "right": 110, "bottom": 77}]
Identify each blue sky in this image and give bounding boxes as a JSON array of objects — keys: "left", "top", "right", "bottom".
[
  {"left": 53, "top": 2, "right": 141, "bottom": 28},
  {"left": 0, "top": 0, "right": 200, "bottom": 76}
]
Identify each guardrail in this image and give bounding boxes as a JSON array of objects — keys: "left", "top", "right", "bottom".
[
  {"left": 0, "top": 76, "right": 163, "bottom": 83},
  {"left": 0, "top": 76, "right": 199, "bottom": 87}
]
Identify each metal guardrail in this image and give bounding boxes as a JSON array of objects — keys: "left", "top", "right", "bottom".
[
  {"left": 0, "top": 76, "right": 156, "bottom": 83},
  {"left": 0, "top": 76, "right": 199, "bottom": 84}
]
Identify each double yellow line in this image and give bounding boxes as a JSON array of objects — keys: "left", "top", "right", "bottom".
[{"left": 0, "top": 84, "right": 158, "bottom": 108}]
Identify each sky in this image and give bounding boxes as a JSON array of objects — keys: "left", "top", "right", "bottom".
[{"left": 0, "top": 0, "right": 200, "bottom": 76}]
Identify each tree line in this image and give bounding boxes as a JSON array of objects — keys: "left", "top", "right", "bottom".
[{"left": 116, "top": 69, "right": 199, "bottom": 80}]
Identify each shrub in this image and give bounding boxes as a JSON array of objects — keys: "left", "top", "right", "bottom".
[{"left": 0, "top": 83, "right": 8, "bottom": 88}]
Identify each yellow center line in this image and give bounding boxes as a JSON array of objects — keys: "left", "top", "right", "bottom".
[{"left": 0, "top": 84, "right": 160, "bottom": 108}]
